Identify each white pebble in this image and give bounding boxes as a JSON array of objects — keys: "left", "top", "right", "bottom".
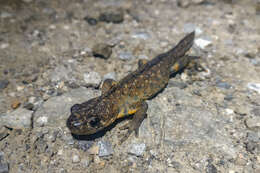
[
  {"left": 72, "top": 155, "right": 80, "bottom": 163},
  {"left": 195, "top": 38, "right": 212, "bottom": 49},
  {"left": 247, "top": 83, "right": 260, "bottom": 94}
]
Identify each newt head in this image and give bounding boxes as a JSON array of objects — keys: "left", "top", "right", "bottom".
[{"left": 66, "top": 99, "right": 104, "bottom": 135}]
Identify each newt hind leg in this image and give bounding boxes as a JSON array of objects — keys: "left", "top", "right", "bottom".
[
  {"left": 170, "top": 55, "right": 200, "bottom": 75},
  {"left": 118, "top": 102, "right": 148, "bottom": 144}
]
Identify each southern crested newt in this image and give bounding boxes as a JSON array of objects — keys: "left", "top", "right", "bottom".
[{"left": 67, "top": 32, "right": 197, "bottom": 143}]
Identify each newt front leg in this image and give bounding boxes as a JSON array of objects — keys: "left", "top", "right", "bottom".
[{"left": 119, "top": 102, "right": 148, "bottom": 143}]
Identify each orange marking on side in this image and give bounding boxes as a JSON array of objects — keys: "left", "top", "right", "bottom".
[
  {"left": 117, "top": 108, "right": 137, "bottom": 119},
  {"left": 172, "top": 63, "right": 180, "bottom": 72}
]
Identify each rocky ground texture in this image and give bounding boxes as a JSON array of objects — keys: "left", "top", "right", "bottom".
[{"left": 0, "top": 0, "right": 260, "bottom": 172}]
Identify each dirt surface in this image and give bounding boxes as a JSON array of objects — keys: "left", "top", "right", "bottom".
[{"left": 0, "top": 0, "right": 260, "bottom": 172}]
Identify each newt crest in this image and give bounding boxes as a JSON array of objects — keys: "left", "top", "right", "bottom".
[{"left": 67, "top": 32, "right": 197, "bottom": 143}]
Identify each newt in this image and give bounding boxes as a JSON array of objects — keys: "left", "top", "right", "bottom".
[{"left": 67, "top": 32, "right": 197, "bottom": 143}]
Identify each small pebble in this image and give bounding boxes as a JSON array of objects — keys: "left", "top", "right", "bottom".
[
  {"left": 23, "top": 102, "right": 34, "bottom": 110},
  {"left": 72, "top": 155, "right": 80, "bottom": 163},
  {"left": 83, "top": 71, "right": 102, "bottom": 87},
  {"left": 36, "top": 116, "right": 48, "bottom": 127},
  {"left": 92, "top": 43, "right": 112, "bottom": 59},
  {"left": 225, "top": 108, "right": 234, "bottom": 115},
  {"left": 131, "top": 32, "right": 150, "bottom": 40},
  {"left": 206, "top": 163, "right": 218, "bottom": 173},
  {"left": 103, "top": 72, "right": 117, "bottom": 81},
  {"left": 118, "top": 52, "right": 134, "bottom": 60},
  {"left": 195, "top": 37, "right": 212, "bottom": 49},
  {"left": 138, "top": 54, "right": 149, "bottom": 60},
  {"left": 245, "top": 117, "right": 260, "bottom": 130},
  {"left": 0, "top": 80, "right": 9, "bottom": 90},
  {"left": 77, "top": 141, "right": 94, "bottom": 151},
  {"left": 11, "top": 100, "right": 21, "bottom": 109},
  {"left": 98, "top": 141, "right": 113, "bottom": 157},
  {"left": 247, "top": 83, "right": 260, "bottom": 94},
  {"left": 84, "top": 16, "right": 98, "bottom": 25},
  {"left": 87, "top": 145, "right": 99, "bottom": 155},
  {"left": 216, "top": 82, "right": 231, "bottom": 89},
  {"left": 0, "top": 43, "right": 9, "bottom": 49},
  {"left": 82, "top": 158, "right": 90, "bottom": 167},
  {"left": 99, "top": 9, "right": 124, "bottom": 24},
  {"left": 128, "top": 143, "right": 146, "bottom": 156}
]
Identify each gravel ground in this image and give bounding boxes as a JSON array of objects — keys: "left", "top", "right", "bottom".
[{"left": 0, "top": 0, "right": 260, "bottom": 172}]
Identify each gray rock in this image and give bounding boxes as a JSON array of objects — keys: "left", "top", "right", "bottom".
[
  {"left": 0, "top": 163, "right": 8, "bottom": 173},
  {"left": 245, "top": 117, "right": 260, "bottom": 130},
  {"left": 183, "top": 23, "right": 202, "bottom": 35},
  {"left": 99, "top": 9, "right": 124, "bottom": 24},
  {"left": 247, "top": 132, "right": 260, "bottom": 143},
  {"left": 216, "top": 82, "right": 232, "bottom": 89},
  {"left": 251, "top": 107, "right": 260, "bottom": 116},
  {"left": 92, "top": 43, "right": 112, "bottom": 59},
  {"left": 0, "top": 12, "right": 12, "bottom": 18},
  {"left": 168, "top": 80, "right": 187, "bottom": 89},
  {"left": 0, "top": 152, "right": 3, "bottom": 162},
  {"left": 140, "top": 87, "right": 238, "bottom": 159},
  {"left": 118, "top": 52, "right": 134, "bottom": 60},
  {"left": 128, "top": 143, "right": 146, "bottom": 156},
  {"left": 131, "top": 32, "right": 151, "bottom": 40},
  {"left": 0, "top": 108, "right": 33, "bottom": 129},
  {"left": 83, "top": 71, "right": 102, "bottom": 87},
  {"left": 103, "top": 72, "right": 117, "bottom": 81},
  {"left": 50, "top": 65, "right": 74, "bottom": 83},
  {"left": 33, "top": 87, "right": 100, "bottom": 128},
  {"left": 98, "top": 141, "right": 113, "bottom": 157},
  {"left": 0, "top": 80, "right": 9, "bottom": 90}
]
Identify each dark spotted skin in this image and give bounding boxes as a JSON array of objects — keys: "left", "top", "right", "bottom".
[{"left": 67, "top": 32, "right": 196, "bottom": 143}]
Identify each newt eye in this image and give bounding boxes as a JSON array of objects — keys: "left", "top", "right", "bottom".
[{"left": 89, "top": 117, "right": 100, "bottom": 127}]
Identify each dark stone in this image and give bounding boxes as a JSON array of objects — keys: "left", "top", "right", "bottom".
[
  {"left": 99, "top": 9, "right": 124, "bottom": 24},
  {"left": 92, "top": 43, "right": 112, "bottom": 59},
  {"left": 245, "top": 141, "right": 260, "bottom": 154},
  {"left": 23, "top": 103, "right": 34, "bottom": 110},
  {"left": 84, "top": 16, "right": 98, "bottom": 25},
  {"left": 206, "top": 163, "right": 218, "bottom": 173},
  {"left": 0, "top": 80, "right": 9, "bottom": 90},
  {"left": 76, "top": 140, "right": 94, "bottom": 152},
  {"left": 224, "top": 94, "right": 233, "bottom": 101}
]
